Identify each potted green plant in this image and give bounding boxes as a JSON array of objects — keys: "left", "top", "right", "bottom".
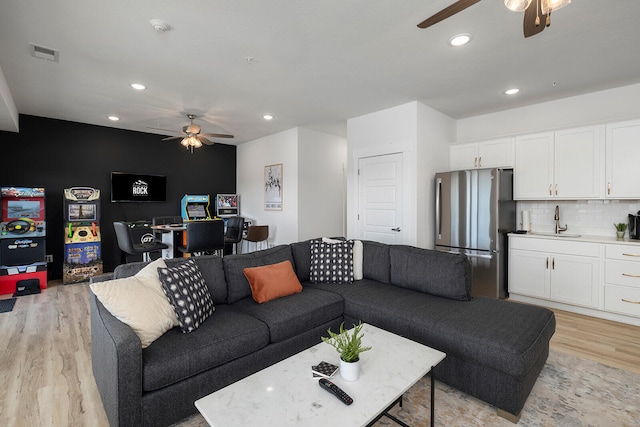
[
  {"left": 322, "top": 322, "right": 372, "bottom": 381},
  {"left": 614, "top": 222, "right": 628, "bottom": 239}
]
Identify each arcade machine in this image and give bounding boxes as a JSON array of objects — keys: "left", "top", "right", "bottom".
[
  {"left": 181, "top": 194, "right": 213, "bottom": 221},
  {"left": 0, "top": 187, "right": 47, "bottom": 295},
  {"left": 63, "top": 187, "right": 103, "bottom": 284},
  {"left": 215, "top": 194, "right": 240, "bottom": 218}
]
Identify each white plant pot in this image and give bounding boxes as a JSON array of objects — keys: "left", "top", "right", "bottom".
[{"left": 339, "top": 358, "right": 360, "bottom": 381}]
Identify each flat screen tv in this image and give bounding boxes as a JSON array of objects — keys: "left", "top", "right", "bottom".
[{"left": 111, "top": 172, "right": 167, "bottom": 202}]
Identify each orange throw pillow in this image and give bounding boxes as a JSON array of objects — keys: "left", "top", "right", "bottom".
[{"left": 243, "top": 260, "right": 303, "bottom": 304}]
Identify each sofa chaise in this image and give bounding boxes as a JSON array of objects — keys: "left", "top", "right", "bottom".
[{"left": 90, "top": 239, "right": 555, "bottom": 426}]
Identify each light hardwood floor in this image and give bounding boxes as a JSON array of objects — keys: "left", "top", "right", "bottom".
[{"left": 1, "top": 281, "right": 639, "bottom": 426}]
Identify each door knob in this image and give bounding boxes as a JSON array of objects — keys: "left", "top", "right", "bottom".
[{"left": 391, "top": 227, "right": 401, "bottom": 232}]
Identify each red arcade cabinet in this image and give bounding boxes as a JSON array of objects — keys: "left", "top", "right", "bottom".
[{"left": 0, "top": 187, "right": 47, "bottom": 295}]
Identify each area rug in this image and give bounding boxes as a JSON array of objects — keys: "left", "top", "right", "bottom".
[
  {"left": 0, "top": 298, "right": 16, "bottom": 313},
  {"left": 173, "top": 349, "right": 640, "bottom": 426}
]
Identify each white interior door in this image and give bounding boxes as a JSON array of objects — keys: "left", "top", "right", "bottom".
[{"left": 358, "top": 153, "right": 404, "bottom": 244}]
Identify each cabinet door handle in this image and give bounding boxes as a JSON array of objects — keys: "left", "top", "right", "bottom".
[
  {"left": 549, "top": 184, "right": 552, "bottom": 196},
  {"left": 552, "top": 258, "right": 555, "bottom": 269},
  {"left": 478, "top": 156, "right": 482, "bottom": 167},
  {"left": 622, "top": 298, "right": 640, "bottom": 304},
  {"left": 608, "top": 182, "right": 611, "bottom": 195},
  {"left": 622, "top": 273, "right": 640, "bottom": 278},
  {"left": 555, "top": 184, "right": 558, "bottom": 196},
  {"left": 622, "top": 253, "right": 640, "bottom": 257},
  {"left": 474, "top": 157, "right": 478, "bottom": 167},
  {"left": 546, "top": 257, "right": 549, "bottom": 269}
]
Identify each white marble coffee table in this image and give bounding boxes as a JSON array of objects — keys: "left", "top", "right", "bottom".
[{"left": 195, "top": 323, "right": 446, "bottom": 427}]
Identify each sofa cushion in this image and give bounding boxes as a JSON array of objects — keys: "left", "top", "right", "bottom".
[
  {"left": 389, "top": 245, "right": 471, "bottom": 301},
  {"left": 243, "top": 260, "right": 302, "bottom": 303},
  {"left": 113, "top": 255, "right": 228, "bottom": 304},
  {"left": 307, "top": 280, "right": 555, "bottom": 378},
  {"left": 158, "top": 259, "right": 215, "bottom": 333},
  {"left": 89, "top": 258, "right": 179, "bottom": 348},
  {"left": 361, "top": 240, "right": 390, "bottom": 284},
  {"left": 231, "top": 287, "right": 344, "bottom": 343},
  {"left": 223, "top": 245, "right": 295, "bottom": 303},
  {"left": 290, "top": 240, "right": 312, "bottom": 282},
  {"left": 142, "top": 305, "right": 270, "bottom": 391},
  {"left": 310, "top": 239, "right": 354, "bottom": 284}
]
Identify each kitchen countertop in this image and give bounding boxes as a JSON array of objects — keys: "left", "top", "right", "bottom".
[{"left": 508, "top": 232, "right": 640, "bottom": 246}]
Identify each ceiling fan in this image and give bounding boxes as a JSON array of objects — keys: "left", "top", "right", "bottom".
[
  {"left": 162, "top": 114, "right": 234, "bottom": 152},
  {"left": 417, "top": 0, "right": 570, "bottom": 38}
]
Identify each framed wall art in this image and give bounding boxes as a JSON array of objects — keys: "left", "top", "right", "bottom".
[{"left": 264, "top": 163, "right": 283, "bottom": 210}]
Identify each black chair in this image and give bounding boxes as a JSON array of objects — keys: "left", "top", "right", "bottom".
[
  {"left": 113, "top": 221, "right": 168, "bottom": 263},
  {"left": 224, "top": 216, "right": 245, "bottom": 255},
  {"left": 244, "top": 225, "right": 269, "bottom": 252},
  {"left": 178, "top": 220, "right": 225, "bottom": 257}
]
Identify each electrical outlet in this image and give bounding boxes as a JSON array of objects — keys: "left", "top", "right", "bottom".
[{"left": 46, "top": 254, "right": 53, "bottom": 263}]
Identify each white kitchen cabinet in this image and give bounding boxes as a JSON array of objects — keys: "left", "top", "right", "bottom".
[
  {"left": 605, "top": 119, "right": 640, "bottom": 199},
  {"left": 509, "top": 236, "right": 600, "bottom": 309},
  {"left": 449, "top": 138, "right": 514, "bottom": 171},
  {"left": 604, "top": 244, "right": 640, "bottom": 318},
  {"left": 514, "top": 126, "right": 603, "bottom": 200}
]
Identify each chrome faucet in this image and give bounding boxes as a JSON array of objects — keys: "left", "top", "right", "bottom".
[{"left": 554, "top": 205, "right": 568, "bottom": 234}]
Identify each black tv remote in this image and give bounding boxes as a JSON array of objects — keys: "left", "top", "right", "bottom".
[{"left": 318, "top": 378, "right": 353, "bottom": 405}]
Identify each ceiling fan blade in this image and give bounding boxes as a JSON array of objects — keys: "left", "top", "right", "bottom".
[
  {"left": 523, "top": 0, "right": 547, "bottom": 37},
  {"left": 162, "top": 135, "right": 184, "bottom": 141},
  {"left": 200, "top": 132, "right": 234, "bottom": 139},
  {"left": 199, "top": 136, "right": 214, "bottom": 146},
  {"left": 417, "top": 0, "right": 481, "bottom": 29}
]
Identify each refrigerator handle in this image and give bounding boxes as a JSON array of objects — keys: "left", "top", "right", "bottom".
[{"left": 436, "top": 177, "right": 442, "bottom": 240}]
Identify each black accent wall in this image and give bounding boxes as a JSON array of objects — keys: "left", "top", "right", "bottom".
[{"left": 0, "top": 114, "right": 236, "bottom": 279}]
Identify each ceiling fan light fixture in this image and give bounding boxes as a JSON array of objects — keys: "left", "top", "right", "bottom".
[
  {"left": 540, "top": 0, "right": 570, "bottom": 14},
  {"left": 504, "top": 0, "right": 532, "bottom": 12},
  {"left": 449, "top": 33, "right": 471, "bottom": 47}
]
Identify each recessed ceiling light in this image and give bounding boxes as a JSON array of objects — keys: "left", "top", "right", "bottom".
[
  {"left": 263, "top": 114, "right": 274, "bottom": 120},
  {"left": 107, "top": 115, "right": 120, "bottom": 121},
  {"left": 130, "top": 83, "right": 146, "bottom": 90},
  {"left": 504, "top": 88, "right": 520, "bottom": 95},
  {"left": 449, "top": 33, "right": 471, "bottom": 47}
]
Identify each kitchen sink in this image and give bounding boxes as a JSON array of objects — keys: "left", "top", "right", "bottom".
[{"left": 530, "top": 232, "right": 582, "bottom": 238}]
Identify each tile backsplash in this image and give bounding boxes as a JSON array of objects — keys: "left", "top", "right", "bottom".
[{"left": 516, "top": 200, "right": 640, "bottom": 237}]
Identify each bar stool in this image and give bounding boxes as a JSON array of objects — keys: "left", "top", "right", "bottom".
[
  {"left": 113, "top": 221, "right": 168, "bottom": 263},
  {"left": 224, "top": 216, "right": 245, "bottom": 255},
  {"left": 178, "top": 220, "right": 225, "bottom": 257},
  {"left": 244, "top": 225, "right": 269, "bottom": 252}
]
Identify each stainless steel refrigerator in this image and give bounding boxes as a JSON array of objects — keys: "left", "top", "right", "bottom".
[{"left": 435, "top": 168, "right": 516, "bottom": 299}]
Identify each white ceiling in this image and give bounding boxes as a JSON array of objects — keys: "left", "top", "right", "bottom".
[{"left": 1, "top": 1, "right": 640, "bottom": 144}]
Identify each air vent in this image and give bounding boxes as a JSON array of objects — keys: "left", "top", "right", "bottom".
[{"left": 29, "top": 43, "right": 59, "bottom": 62}]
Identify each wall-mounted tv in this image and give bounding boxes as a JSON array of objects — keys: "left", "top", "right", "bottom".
[{"left": 111, "top": 172, "right": 167, "bottom": 202}]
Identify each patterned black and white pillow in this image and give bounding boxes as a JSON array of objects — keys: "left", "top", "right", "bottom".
[
  {"left": 310, "top": 239, "right": 354, "bottom": 284},
  {"left": 157, "top": 258, "right": 215, "bottom": 333}
]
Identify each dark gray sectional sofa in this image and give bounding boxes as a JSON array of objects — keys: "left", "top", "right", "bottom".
[{"left": 90, "top": 239, "right": 555, "bottom": 426}]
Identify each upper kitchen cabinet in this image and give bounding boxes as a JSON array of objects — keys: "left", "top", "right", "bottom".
[
  {"left": 449, "top": 138, "right": 514, "bottom": 171},
  {"left": 606, "top": 119, "right": 640, "bottom": 198},
  {"left": 514, "top": 126, "right": 604, "bottom": 200}
]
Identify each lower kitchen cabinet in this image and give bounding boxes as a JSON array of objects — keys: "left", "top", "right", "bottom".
[
  {"left": 509, "top": 237, "right": 600, "bottom": 308},
  {"left": 509, "top": 235, "right": 640, "bottom": 326}
]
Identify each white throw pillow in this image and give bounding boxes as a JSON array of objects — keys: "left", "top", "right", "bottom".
[
  {"left": 322, "top": 237, "right": 363, "bottom": 280},
  {"left": 90, "top": 258, "right": 179, "bottom": 348}
]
